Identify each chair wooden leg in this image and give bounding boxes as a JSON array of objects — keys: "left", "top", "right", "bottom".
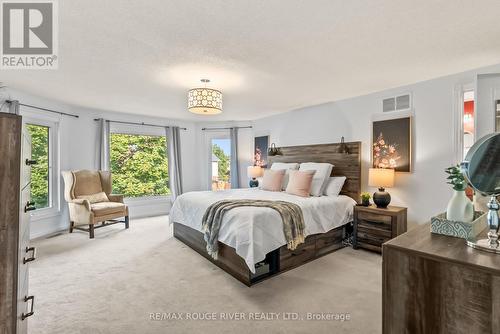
[
  {"left": 125, "top": 216, "right": 129, "bottom": 229},
  {"left": 89, "top": 224, "right": 95, "bottom": 239},
  {"left": 69, "top": 221, "right": 74, "bottom": 233}
]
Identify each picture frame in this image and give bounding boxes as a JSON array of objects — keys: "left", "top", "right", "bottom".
[
  {"left": 372, "top": 116, "right": 412, "bottom": 173},
  {"left": 254, "top": 135, "right": 269, "bottom": 168}
]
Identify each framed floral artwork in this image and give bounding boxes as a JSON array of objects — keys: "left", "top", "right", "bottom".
[
  {"left": 254, "top": 135, "right": 269, "bottom": 168},
  {"left": 372, "top": 117, "right": 412, "bottom": 173}
]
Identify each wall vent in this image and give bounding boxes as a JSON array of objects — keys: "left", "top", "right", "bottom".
[{"left": 382, "top": 93, "right": 411, "bottom": 112}]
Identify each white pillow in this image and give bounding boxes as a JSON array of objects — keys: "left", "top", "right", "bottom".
[
  {"left": 323, "top": 176, "right": 347, "bottom": 196},
  {"left": 298, "top": 162, "right": 334, "bottom": 196},
  {"left": 270, "top": 162, "right": 299, "bottom": 190}
]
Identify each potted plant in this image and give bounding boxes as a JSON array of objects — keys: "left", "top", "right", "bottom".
[
  {"left": 445, "top": 165, "right": 473, "bottom": 222},
  {"left": 360, "top": 192, "right": 371, "bottom": 206}
]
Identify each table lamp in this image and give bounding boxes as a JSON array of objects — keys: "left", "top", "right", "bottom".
[
  {"left": 247, "top": 166, "right": 263, "bottom": 188},
  {"left": 368, "top": 168, "right": 395, "bottom": 208}
]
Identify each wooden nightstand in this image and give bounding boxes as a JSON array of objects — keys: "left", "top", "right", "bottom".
[{"left": 353, "top": 205, "right": 407, "bottom": 253}]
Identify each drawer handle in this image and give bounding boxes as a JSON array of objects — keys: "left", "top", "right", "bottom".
[
  {"left": 21, "top": 295, "right": 35, "bottom": 320},
  {"left": 23, "top": 246, "right": 36, "bottom": 264},
  {"left": 24, "top": 201, "right": 36, "bottom": 212},
  {"left": 25, "top": 159, "right": 38, "bottom": 166}
]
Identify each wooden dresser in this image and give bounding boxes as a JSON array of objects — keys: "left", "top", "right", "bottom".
[
  {"left": 383, "top": 223, "right": 500, "bottom": 334},
  {"left": 0, "top": 113, "right": 36, "bottom": 334}
]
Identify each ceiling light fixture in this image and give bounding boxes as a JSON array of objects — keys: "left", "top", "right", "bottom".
[{"left": 188, "top": 79, "right": 223, "bottom": 115}]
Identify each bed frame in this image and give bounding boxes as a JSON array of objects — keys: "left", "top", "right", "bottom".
[{"left": 174, "top": 141, "right": 361, "bottom": 286}]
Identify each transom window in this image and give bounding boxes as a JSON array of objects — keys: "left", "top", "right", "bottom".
[{"left": 110, "top": 133, "right": 170, "bottom": 197}]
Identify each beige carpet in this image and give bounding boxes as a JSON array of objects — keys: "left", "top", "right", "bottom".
[{"left": 29, "top": 216, "right": 382, "bottom": 334}]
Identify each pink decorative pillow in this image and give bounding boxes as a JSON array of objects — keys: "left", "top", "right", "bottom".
[
  {"left": 286, "top": 170, "right": 315, "bottom": 197},
  {"left": 261, "top": 169, "right": 286, "bottom": 192}
]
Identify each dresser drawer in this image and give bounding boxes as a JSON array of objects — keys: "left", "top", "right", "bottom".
[{"left": 280, "top": 235, "right": 316, "bottom": 271}]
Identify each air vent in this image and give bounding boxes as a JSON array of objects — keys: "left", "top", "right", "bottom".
[{"left": 382, "top": 93, "right": 411, "bottom": 112}]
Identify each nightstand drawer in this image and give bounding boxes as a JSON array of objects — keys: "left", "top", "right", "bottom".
[
  {"left": 357, "top": 220, "right": 392, "bottom": 232},
  {"left": 357, "top": 231, "right": 390, "bottom": 246},
  {"left": 357, "top": 224, "right": 392, "bottom": 238},
  {"left": 358, "top": 211, "right": 392, "bottom": 225}
]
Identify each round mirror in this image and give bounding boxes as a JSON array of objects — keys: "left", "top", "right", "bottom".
[{"left": 461, "top": 133, "right": 500, "bottom": 196}]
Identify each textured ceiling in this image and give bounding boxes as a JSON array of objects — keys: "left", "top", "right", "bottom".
[{"left": 2, "top": 0, "right": 500, "bottom": 121}]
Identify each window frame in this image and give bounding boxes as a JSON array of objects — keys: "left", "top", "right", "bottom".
[
  {"left": 109, "top": 122, "right": 170, "bottom": 200},
  {"left": 21, "top": 110, "right": 61, "bottom": 221}
]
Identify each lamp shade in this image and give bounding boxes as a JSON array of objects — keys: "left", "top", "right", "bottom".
[
  {"left": 188, "top": 87, "right": 223, "bottom": 115},
  {"left": 247, "top": 166, "right": 263, "bottom": 178},
  {"left": 368, "top": 168, "right": 395, "bottom": 188}
]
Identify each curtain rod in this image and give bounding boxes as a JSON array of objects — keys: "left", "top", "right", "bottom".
[
  {"left": 7, "top": 100, "right": 79, "bottom": 118},
  {"left": 93, "top": 118, "right": 187, "bottom": 130},
  {"left": 202, "top": 126, "right": 253, "bottom": 131}
]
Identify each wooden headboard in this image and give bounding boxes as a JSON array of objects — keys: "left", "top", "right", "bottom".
[{"left": 267, "top": 142, "right": 361, "bottom": 202}]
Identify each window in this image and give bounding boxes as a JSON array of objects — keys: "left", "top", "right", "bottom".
[
  {"left": 110, "top": 133, "right": 170, "bottom": 197},
  {"left": 211, "top": 138, "right": 231, "bottom": 191},
  {"left": 27, "top": 124, "right": 50, "bottom": 209},
  {"left": 23, "top": 114, "right": 60, "bottom": 219}
]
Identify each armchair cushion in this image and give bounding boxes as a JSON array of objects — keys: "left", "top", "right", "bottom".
[
  {"left": 91, "top": 202, "right": 126, "bottom": 217},
  {"left": 76, "top": 191, "right": 109, "bottom": 204},
  {"left": 72, "top": 170, "right": 103, "bottom": 197},
  {"left": 107, "top": 194, "right": 124, "bottom": 203}
]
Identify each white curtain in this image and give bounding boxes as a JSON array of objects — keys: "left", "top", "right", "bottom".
[
  {"left": 97, "top": 118, "right": 110, "bottom": 171},
  {"left": 230, "top": 127, "right": 240, "bottom": 188},
  {"left": 166, "top": 126, "right": 183, "bottom": 200}
]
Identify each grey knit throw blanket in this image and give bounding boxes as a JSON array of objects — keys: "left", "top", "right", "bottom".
[{"left": 201, "top": 199, "right": 305, "bottom": 260}]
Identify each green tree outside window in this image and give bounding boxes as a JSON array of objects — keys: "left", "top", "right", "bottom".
[
  {"left": 110, "top": 133, "right": 170, "bottom": 197},
  {"left": 27, "top": 124, "right": 50, "bottom": 209}
]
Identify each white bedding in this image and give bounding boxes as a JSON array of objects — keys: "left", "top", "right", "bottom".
[{"left": 170, "top": 188, "right": 356, "bottom": 273}]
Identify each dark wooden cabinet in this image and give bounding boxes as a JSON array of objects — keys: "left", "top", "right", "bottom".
[
  {"left": 383, "top": 223, "right": 500, "bottom": 333},
  {"left": 353, "top": 205, "right": 407, "bottom": 253},
  {"left": 0, "top": 113, "right": 34, "bottom": 334}
]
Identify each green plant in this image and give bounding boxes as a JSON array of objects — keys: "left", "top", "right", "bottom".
[
  {"left": 361, "top": 192, "right": 371, "bottom": 201},
  {"left": 445, "top": 165, "right": 467, "bottom": 191}
]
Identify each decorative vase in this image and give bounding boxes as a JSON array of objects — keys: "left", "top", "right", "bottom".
[{"left": 446, "top": 190, "right": 474, "bottom": 223}]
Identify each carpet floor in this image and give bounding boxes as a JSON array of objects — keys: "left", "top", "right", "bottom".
[{"left": 29, "top": 216, "right": 382, "bottom": 334}]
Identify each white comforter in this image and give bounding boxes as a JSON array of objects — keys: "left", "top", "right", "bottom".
[{"left": 170, "top": 188, "right": 356, "bottom": 273}]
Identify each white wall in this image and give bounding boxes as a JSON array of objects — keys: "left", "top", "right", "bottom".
[
  {"left": 252, "top": 63, "right": 500, "bottom": 228},
  {"left": 6, "top": 88, "right": 199, "bottom": 239}
]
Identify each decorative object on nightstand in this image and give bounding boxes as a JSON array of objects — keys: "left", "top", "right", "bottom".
[
  {"left": 445, "top": 164, "right": 473, "bottom": 223},
  {"left": 360, "top": 192, "right": 371, "bottom": 206},
  {"left": 368, "top": 168, "right": 395, "bottom": 208},
  {"left": 353, "top": 205, "right": 407, "bottom": 253},
  {"left": 461, "top": 132, "right": 500, "bottom": 253},
  {"left": 247, "top": 166, "right": 263, "bottom": 188}
]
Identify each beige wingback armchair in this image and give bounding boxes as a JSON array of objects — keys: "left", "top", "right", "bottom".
[{"left": 62, "top": 170, "right": 129, "bottom": 238}]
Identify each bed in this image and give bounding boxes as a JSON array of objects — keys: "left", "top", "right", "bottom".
[{"left": 171, "top": 141, "right": 361, "bottom": 286}]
